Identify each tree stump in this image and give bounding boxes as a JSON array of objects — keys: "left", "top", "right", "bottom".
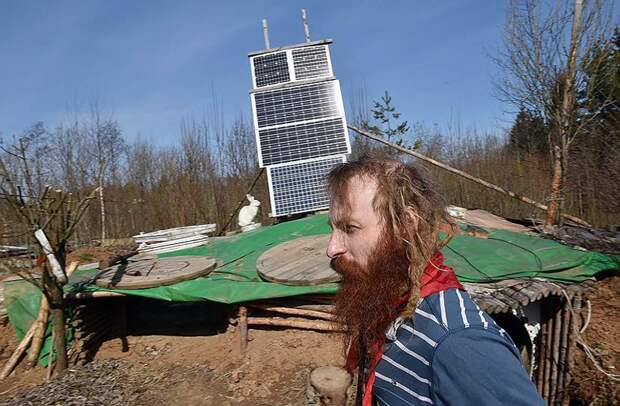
[{"left": 306, "top": 366, "right": 352, "bottom": 406}]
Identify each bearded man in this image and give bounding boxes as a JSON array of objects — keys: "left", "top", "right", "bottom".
[{"left": 326, "top": 157, "right": 543, "bottom": 405}]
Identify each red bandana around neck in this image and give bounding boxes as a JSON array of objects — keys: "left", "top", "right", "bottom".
[{"left": 344, "top": 251, "right": 463, "bottom": 406}]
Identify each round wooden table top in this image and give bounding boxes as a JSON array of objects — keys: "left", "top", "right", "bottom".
[
  {"left": 257, "top": 235, "right": 341, "bottom": 286},
  {"left": 95, "top": 256, "right": 217, "bottom": 290}
]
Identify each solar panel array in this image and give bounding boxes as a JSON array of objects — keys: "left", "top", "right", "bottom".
[{"left": 249, "top": 41, "right": 350, "bottom": 216}]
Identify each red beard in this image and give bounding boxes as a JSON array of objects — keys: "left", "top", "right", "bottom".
[{"left": 331, "top": 234, "right": 411, "bottom": 358}]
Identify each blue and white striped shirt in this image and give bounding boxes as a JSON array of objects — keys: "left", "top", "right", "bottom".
[{"left": 372, "top": 288, "right": 544, "bottom": 405}]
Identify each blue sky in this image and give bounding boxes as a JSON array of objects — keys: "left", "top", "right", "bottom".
[{"left": 1, "top": 1, "right": 511, "bottom": 145}]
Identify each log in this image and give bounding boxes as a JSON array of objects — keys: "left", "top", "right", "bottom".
[
  {"left": 239, "top": 306, "right": 248, "bottom": 354},
  {"left": 348, "top": 125, "right": 591, "bottom": 227},
  {"left": 0, "top": 321, "right": 36, "bottom": 379},
  {"left": 248, "top": 303, "right": 334, "bottom": 320},
  {"left": 550, "top": 299, "right": 563, "bottom": 405},
  {"left": 25, "top": 294, "right": 50, "bottom": 368},
  {"left": 46, "top": 328, "right": 55, "bottom": 381},
  {"left": 247, "top": 317, "right": 343, "bottom": 332},
  {"left": 309, "top": 366, "right": 352, "bottom": 406},
  {"left": 65, "top": 291, "right": 126, "bottom": 299},
  {"left": 557, "top": 297, "right": 571, "bottom": 403}
]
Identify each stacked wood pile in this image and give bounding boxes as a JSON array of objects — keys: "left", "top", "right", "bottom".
[{"left": 68, "top": 297, "right": 127, "bottom": 366}]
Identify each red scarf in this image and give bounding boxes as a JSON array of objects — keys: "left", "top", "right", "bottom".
[{"left": 344, "top": 252, "right": 463, "bottom": 406}]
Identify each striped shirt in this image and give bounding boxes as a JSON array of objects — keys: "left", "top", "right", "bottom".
[{"left": 372, "top": 288, "right": 544, "bottom": 405}]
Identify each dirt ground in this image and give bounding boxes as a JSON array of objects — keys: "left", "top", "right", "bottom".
[
  {"left": 0, "top": 320, "right": 343, "bottom": 405},
  {"left": 570, "top": 275, "right": 620, "bottom": 405}
]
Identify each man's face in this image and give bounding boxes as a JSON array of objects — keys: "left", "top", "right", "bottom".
[{"left": 327, "top": 176, "right": 382, "bottom": 269}]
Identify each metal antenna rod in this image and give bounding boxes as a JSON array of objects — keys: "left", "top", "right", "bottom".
[
  {"left": 301, "top": 9, "right": 311, "bottom": 43},
  {"left": 262, "top": 19, "right": 271, "bottom": 49}
]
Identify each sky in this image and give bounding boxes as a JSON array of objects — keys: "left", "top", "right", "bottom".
[{"left": 0, "top": 1, "right": 512, "bottom": 146}]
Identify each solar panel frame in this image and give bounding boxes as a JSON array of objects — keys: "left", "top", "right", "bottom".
[
  {"left": 251, "top": 51, "right": 291, "bottom": 88},
  {"left": 249, "top": 45, "right": 334, "bottom": 90},
  {"left": 251, "top": 79, "right": 351, "bottom": 167},
  {"left": 292, "top": 45, "right": 333, "bottom": 81},
  {"left": 267, "top": 155, "right": 346, "bottom": 217}
]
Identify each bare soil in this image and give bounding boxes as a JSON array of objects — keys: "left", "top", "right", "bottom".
[
  {"left": 0, "top": 323, "right": 343, "bottom": 405},
  {"left": 570, "top": 275, "right": 620, "bottom": 405}
]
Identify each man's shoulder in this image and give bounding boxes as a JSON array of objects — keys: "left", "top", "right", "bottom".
[{"left": 417, "top": 288, "right": 503, "bottom": 335}]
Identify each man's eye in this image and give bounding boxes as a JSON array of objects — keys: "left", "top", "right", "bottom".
[{"left": 344, "top": 225, "right": 357, "bottom": 234}]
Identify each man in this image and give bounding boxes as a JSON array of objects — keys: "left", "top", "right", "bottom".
[{"left": 326, "top": 157, "right": 543, "bottom": 405}]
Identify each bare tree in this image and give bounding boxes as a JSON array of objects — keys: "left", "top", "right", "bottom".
[
  {"left": 0, "top": 125, "right": 97, "bottom": 377},
  {"left": 493, "top": 0, "right": 615, "bottom": 226}
]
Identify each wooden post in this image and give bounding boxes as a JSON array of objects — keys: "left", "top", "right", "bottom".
[
  {"left": 347, "top": 125, "right": 591, "bottom": 227},
  {"left": 0, "top": 323, "right": 36, "bottom": 379},
  {"left": 239, "top": 306, "right": 248, "bottom": 354},
  {"left": 550, "top": 299, "right": 563, "bottom": 404},
  {"left": 25, "top": 294, "right": 50, "bottom": 368},
  {"left": 309, "top": 366, "right": 351, "bottom": 405},
  {"left": 557, "top": 295, "right": 571, "bottom": 403},
  {"left": 561, "top": 293, "right": 581, "bottom": 406}
]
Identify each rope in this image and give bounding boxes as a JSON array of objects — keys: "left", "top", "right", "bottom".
[{"left": 550, "top": 283, "right": 620, "bottom": 382}]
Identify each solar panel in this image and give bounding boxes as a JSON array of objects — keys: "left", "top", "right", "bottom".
[
  {"left": 258, "top": 117, "right": 348, "bottom": 166},
  {"left": 253, "top": 81, "right": 342, "bottom": 128},
  {"left": 267, "top": 156, "right": 345, "bottom": 216},
  {"left": 252, "top": 52, "right": 291, "bottom": 88},
  {"left": 292, "top": 45, "right": 331, "bottom": 80}
]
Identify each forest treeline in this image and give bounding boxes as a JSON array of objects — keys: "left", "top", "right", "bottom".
[{"left": 1, "top": 14, "right": 618, "bottom": 247}]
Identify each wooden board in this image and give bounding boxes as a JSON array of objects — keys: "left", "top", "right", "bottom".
[
  {"left": 257, "top": 235, "right": 340, "bottom": 286},
  {"left": 94, "top": 256, "right": 216, "bottom": 290}
]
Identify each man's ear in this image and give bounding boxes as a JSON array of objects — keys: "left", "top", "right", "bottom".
[{"left": 404, "top": 207, "right": 419, "bottom": 231}]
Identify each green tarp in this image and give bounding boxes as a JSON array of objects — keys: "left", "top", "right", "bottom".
[{"left": 3, "top": 213, "right": 618, "bottom": 365}]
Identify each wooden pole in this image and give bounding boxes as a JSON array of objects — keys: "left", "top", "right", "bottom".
[
  {"left": 0, "top": 322, "right": 37, "bottom": 379},
  {"left": 218, "top": 168, "right": 265, "bottom": 236},
  {"left": 550, "top": 299, "right": 563, "bottom": 404},
  {"left": 543, "top": 308, "right": 554, "bottom": 402},
  {"left": 248, "top": 303, "right": 334, "bottom": 320},
  {"left": 347, "top": 125, "right": 591, "bottom": 227},
  {"left": 239, "top": 306, "right": 248, "bottom": 354},
  {"left": 561, "top": 293, "right": 581, "bottom": 406},
  {"left": 65, "top": 291, "right": 126, "bottom": 299},
  {"left": 557, "top": 295, "right": 571, "bottom": 403},
  {"left": 247, "top": 316, "right": 343, "bottom": 332},
  {"left": 25, "top": 294, "right": 50, "bottom": 369}
]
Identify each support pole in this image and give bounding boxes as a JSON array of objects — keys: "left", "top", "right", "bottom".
[
  {"left": 347, "top": 125, "right": 591, "bottom": 227},
  {"left": 239, "top": 306, "right": 248, "bottom": 354},
  {"left": 301, "top": 9, "right": 311, "bottom": 43},
  {"left": 262, "top": 19, "right": 271, "bottom": 49}
]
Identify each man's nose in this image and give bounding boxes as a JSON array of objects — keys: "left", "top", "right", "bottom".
[{"left": 326, "top": 232, "right": 345, "bottom": 259}]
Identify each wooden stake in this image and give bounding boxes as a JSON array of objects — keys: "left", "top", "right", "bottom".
[
  {"left": 247, "top": 316, "right": 343, "bottom": 332},
  {"left": 218, "top": 168, "right": 265, "bottom": 236},
  {"left": 248, "top": 303, "right": 334, "bottom": 320},
  {"left": 347, "top": 125, "right": 591, "bottom": 227},
  {"left": 25, "top": 294, "right": 50, "bottom": 369},
  {"left": 0, "top": 321, "right": 36, "bottom": 380},
  {"left": 550, "top": 299, "right": 563, "bottom": 404},
  {"left": 239, "top": 306, "right": 248, "bottom": 354}
]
